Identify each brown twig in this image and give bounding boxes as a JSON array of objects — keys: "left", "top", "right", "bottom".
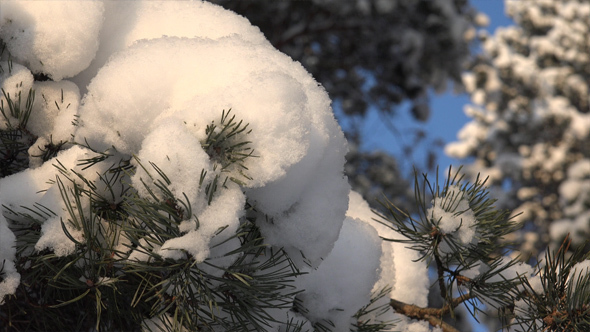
[{"left": 389, "top": 293, "right": 474, "bottom": 332}]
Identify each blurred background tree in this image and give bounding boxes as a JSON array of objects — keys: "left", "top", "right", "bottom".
[{"left": 446, "top": 0, "right": 590, "bottom": 260}]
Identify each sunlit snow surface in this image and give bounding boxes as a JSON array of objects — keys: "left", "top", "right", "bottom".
[{"left": 0, "top": 1, "right": 438, "bottom": 330}]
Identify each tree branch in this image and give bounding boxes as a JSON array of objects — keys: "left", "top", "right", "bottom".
[
  {"left": 390, "top": 293, "right": 473, "bottom": 332},
  {"left": 431, "top": 233, "right": 447, "bottom": 298}
]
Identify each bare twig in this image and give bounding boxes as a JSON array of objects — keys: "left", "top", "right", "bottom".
[{"left": 389, "top": 293, "right": 474, "bottom": 332}]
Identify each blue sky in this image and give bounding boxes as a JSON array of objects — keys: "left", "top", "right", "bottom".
[{"left": 358, "top": 0, "right": 514, "bottom": 178}]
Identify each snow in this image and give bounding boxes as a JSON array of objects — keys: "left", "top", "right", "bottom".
[
  {"left": 296, "top": 217, "right": 381, "bottom": 331},
  {"left": 568, "top": 260, "right": 590, "bottom": 290},
  {"left": 131, "top": 119, "right": 213, "bottom": 211},
  {"left": 462, "top": 72, "right": 477, "bottom": 93},
  {"left": 345, "top": 191, "right": 434, "bottom": 332},
  {"left": 1, "top": 146, "right": 96, "bottom": 256},
  {"left": 484, "top": 257, "right": 542, "bottom": 310},
  {"left": 0, "top": 1, "right": 415, "bottom": 329},
  {"left": 0, "top": 61, "right": 33, "bottom": 129},
  {"left": 427, "top": 185, "right": 477, "bottom": 253},
  {"left": 0, "top": 1, "right": 104, "bottom": 81},
  {"left": 0, "top": 214, "right": 19, "bottom": 305},
  {"left": 28, "top": 80, "right": 80, "bottom": 142},
  {"left": 347, "top": 190, "right": 429, "bottom": 308},
  {"left": 550, "top": 212, "right": 590, "bottom": 246},
  {"left": 70, "top": 0, "right": 268, "bottom": 94},
  {"left": 73, "top": 32, "right": 349, "bottom": 267},
  {"left": 474, "top": 13, "right": 490, "bottom": 27},
  {"left": 76, "top": 36, "right": 316, "bottom": 187},
  {"left": 156, "top": 186, "right": 246, "bottom": 263}
]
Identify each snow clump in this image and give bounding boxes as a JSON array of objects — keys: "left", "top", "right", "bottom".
[
  {"left": 347, "top": 191, "right": 431, "bottom": 331},
  {"left": 0, "top": 1, "right": 104, "bottom": 81},
  {"left": 427, "top": 185, "right": 477, "bottom": 254},
  {"left": 0, "top": 1, "right": 417, "bottom": 329}
]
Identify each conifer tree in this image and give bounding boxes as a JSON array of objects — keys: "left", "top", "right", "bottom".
[
  {"left": 447, "top": 0, "right": 590, "bottom": 258},
  {"left": 0, "top": 2, "right": 589, "bottom": 332}
]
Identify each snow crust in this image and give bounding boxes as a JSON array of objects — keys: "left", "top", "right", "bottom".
[{"left": 0, "top": 1, "right": 415, "bottom": 329}]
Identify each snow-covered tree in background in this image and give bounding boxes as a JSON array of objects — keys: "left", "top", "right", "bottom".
[
  {"left": 0, "top": 1, "right": 589, "bottom": 332},
  {"left": 447, "top": 0, "right": 590, "bottom": 258}
]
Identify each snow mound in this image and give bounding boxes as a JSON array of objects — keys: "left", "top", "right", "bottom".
[
  {"left": 0, "top": 2, "right": 391, "bottom": 329},
  {"left": 0, "top": 1, "right": 104, "bottom": 81},
  {"left": 70, "top": 0, "right": 268, "bottom": 94},
  {"left": 75, "top": 33, "right": 349, "bottom": 267}
]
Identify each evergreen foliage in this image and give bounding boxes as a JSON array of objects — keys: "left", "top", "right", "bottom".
[
  {"left": 379, "top": 168, "right": 590, "bottom": 331},
  {"left": 1, "top": 111, "right": 304, "bottom": 331},
  {"left": 0, "top": 46, "right": 36, "bottom": 176},
  {"left": 0, "top": 92, "right": 589, "bottom": 331},
  {"left": 0, "top": 1, "right": 589, "bottom": 332},
  {"left": 508, "top": 237, "right": 590, "bottom": 331},
  {"left": 379, "top": 169, "right": 520, "bottom": 321}
]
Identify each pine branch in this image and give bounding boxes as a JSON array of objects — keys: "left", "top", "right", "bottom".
[
  {"left": 508, "top": 235, "right": 590, "bottom": 331},
  {"left": 0, "top": 81, "right": 38, "bottom": 176},
  {"left": 353, "top": 286, "right": 398, "bottom": 331},
  {"left": 389, "top": 294, "right": 474, "bottom": 332},
  {"left": 434, "top": 246, "right": 448, "bottom": 301},
  {"left": 377, "top": 167, "right": 529, "bottom": 329},
  {"left": 0, "top": 109, "right": 315, "bottom": 331}
]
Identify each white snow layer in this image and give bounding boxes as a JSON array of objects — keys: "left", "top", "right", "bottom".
[
  {"left": 0, "top": 214, "right": 19, "bottom": 305},
  {"left": 568, "top": 260, "right": 590, "bottom": 291},
  {"left": 75, "top": 34, "right": 349, "bottom": 267},
  {"left": 347, "top": 191, "right": 432, "bottom": 332},
  {"left": 296, "top": 217, "right": 381, "bottom": 331},
  {"left": 70, "top": 0, "right": 269, "bottom": 94},
  {"left": 0, "top": 1, "right": 417, "bottom": 329},
  {"left": 0, "top": 1, "right": 104, "bottom": 81},
  {"left": 0, "top": 61, "right": 34, "bottom": 130},
  {"left": 347, "top": 191, "right": 429, "bottom": 308}
]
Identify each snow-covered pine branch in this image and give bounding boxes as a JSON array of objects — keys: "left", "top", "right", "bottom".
[
  {"left": 0, "top": 2, "right": 397, "bottom": 330},
  {"left": 0, "top": 1, "right": 589, "bottom": 332}
]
